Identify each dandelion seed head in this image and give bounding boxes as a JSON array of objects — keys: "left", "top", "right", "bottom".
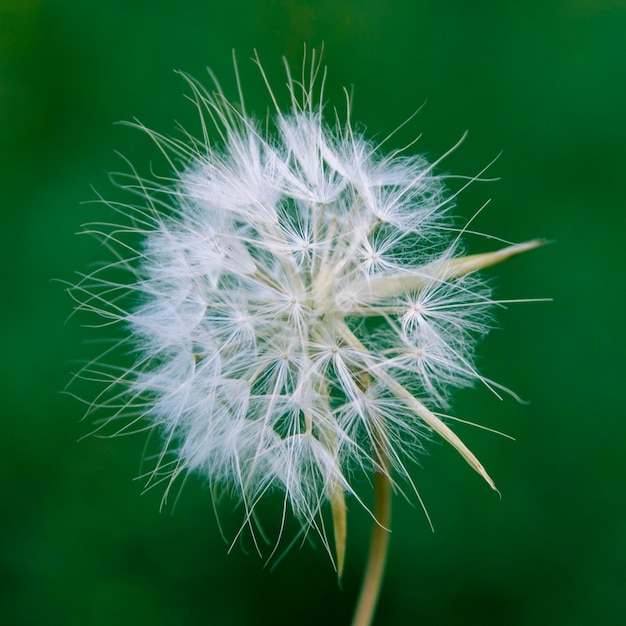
[{"left": 70, "top": 50, "right": 541, "bottom": 562}]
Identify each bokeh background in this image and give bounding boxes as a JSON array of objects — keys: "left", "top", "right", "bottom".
[{"left": 2, "top": 1, "right": 624, "bottom": 624}]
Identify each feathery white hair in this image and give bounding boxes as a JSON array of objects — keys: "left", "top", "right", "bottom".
[{"left": 71, "top": 50, "right": 539, "bottom": 561}]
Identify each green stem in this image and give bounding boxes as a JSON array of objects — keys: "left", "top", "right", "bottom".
[{"left": 351, "top": 469, "right": 392, "bottom": 626}]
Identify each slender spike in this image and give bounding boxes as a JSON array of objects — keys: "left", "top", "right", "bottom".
[
  {"left": 338, "top": 319, "right": 497, "bottom": 490},
  {"left": 386, "top": 378, "right": 497, "bottom": 490},
  {"left": 439, "top": 239, "right": 547, "bottom": 279},
  {"left": 330, "top": 480, "right": 347, "bottom": 581},
  {"left": 354, "top": 239, "right": 546, "bottom": 303}
]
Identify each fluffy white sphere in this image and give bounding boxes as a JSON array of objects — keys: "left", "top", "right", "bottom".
[{"left": 71, "top": 52, "right": 541, "bottom": 558}]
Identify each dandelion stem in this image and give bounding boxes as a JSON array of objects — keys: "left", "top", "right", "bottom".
[{"left": 351, "top": 467, "right": 392, "bottom": 626}]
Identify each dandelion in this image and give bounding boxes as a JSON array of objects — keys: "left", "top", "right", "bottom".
[{"left": 70, "top": 50, "right": 542, "bottom": 626}]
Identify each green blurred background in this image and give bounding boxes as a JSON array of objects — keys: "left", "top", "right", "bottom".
[{"left": 2, "top": 1, "right": 624, "bottom": 624}]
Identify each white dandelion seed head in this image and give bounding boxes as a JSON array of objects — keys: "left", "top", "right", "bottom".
[{"left": 70, "top": 50, "right": 540, "bottom": 561}]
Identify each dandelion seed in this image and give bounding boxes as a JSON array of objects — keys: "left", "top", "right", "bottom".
[{"left": 69, "top": 49, "right": 543, "bottom": 626}]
